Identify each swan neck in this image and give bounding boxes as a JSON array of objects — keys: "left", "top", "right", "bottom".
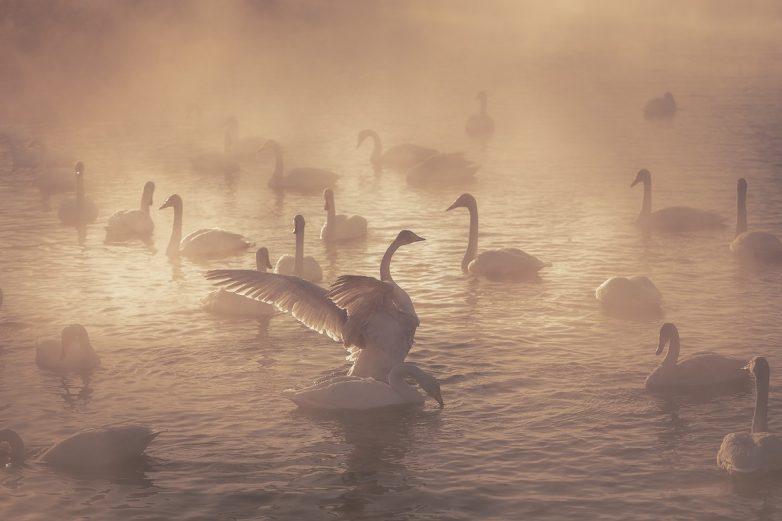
[
  {"left": 640, "top": 178, "right": 651, "bottom": 220},
  {"left": 380, "top": 238, "right": 402, "bottom": 282},
  {"left": 0, "top": 429, "right": 25, "bottom": 464},
  {"left": 737, "top": 187, "right": 747, "bottom": 236},
  {"left": 662, "top": 332, "right": 680, "bottom": 366},
  {"left": 294, "top": 227, "right": 304, "bottom": 276},
  {"left": 167, "top": 203, "right": 183, "bottom": 256},
  {"left": 479, "top": 97, "right": 488, "bottom": 115},
  {"left": 463, "top": 202, "right": 479, "bottom": 273},
  {"left": 753, "top": 373, "right": 770, "bottom": 433},
  {"left": 271, "top": 145, "right": 284, "bottom": 182},
  {"left": 326, "top": 199, "right": 336, "bottom": 225},
  {"left": 368, "top": 131, "right": 381, "bottom": 161},
  {"left": 76, "top": 173, "right": 85, "bottom": 204},
  {"left": 388, "top": 364, "right": 424, "bottom": 402}
]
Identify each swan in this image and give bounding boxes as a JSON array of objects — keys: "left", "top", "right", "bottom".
[
  {"left": 356, "top": 129, "right": 437, "bottom": 172},
  {"left": 717, "top": 356, "right": 782, "bottom": 475},
  {"left": 643, "top": 92, "right": 677, "bottom": 119},
  {"left": 203, "top": 247, "right": 276, "bottom": 317},
  {"left": 645, "top": 323, "right": 748, "bottom": 390},
  {"left": 287, "top": 362, "right": 443, "bottom": 410},
  {"left": 206, "top": 229, "right": 425, "bottom": 382},
  {"left": 446, "top": 193, "right": 547, "bottom": 280},
  {"left": 730, "top": 178, "right": 782, "bottom": 262},
  {"left": 631, "top": 169, "right": 724, "bottom": 232},
  {"left": 58, "top": 162, "right": 98, "bottom": 225},
  {"left": 0, "top": 425, "right": 158, "bottom": 469},
  {"left": 105, "top": 181, "right": 155, "bottom": 242},
  {"left": 261, "top": 140, "right": 338, "bottom": 192},
  {"left": 275, "top": 215, "right": 323, "bottom": 282},
  {"left": 320, "top": 189, "right": 367, "bottom": 242},
  {"left": 465, "top": 91, "right": 495, "bottom": 139},
  {"left": 407, "top": 153, "right": 479, "bottom": 185},
  {"left": 159, "top": 194, "right": 252, "bottom": 259},
  {"left": 35, "top": 324, "right": 100, "bottom": 373},
  {"left": 595, "top": 276, "right": 662, "bottom": 315}
]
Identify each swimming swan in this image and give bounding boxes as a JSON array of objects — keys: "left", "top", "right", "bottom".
[
  {"left": 717, "top": 357, "right": 782, "bottom": 475},
  {"left": 287, "top": 362, "right": 443, "bottom": 410},
  {"left": 645, "top": 323, "right": 747, "bottom": 390},
  {"left": 58, "top": 162, "right": 98, "bottom": 225},
  {"left": 0, "top": 425, "right": 158, "bottom": 469},
  {"left": 321, "top": 189, "right": 367, "bottom": 243},
  {"left": 203, "top": 247, "right": 276, "bottom": 317},
  {"left": 35, "top": 324, "right": 100, "bottom": 373},
  {"left": 356, "top": 129, "right": 437, "bottom": 172},
  {"left": 631, "top": 169, "right": 724, "bottom": 232},
  {"left": 159, "top": 194, "right": 251, "bottom": 259},
  {"left": 447, "top": 193, "right": 547, "bottom": 280},
  {"left": 261, "top": 140, "right": 338, "bottom": 192},
  {"left": 730, "top": 178, "right": 782, "bottom": 262},
  {"left": 105, "top": 181, "right": 155, "bottom": 242},
  {"left": 206, "top": 230, "right": 425, "bottom": 382},
  {"left": 275, "top": 215, "right": 323, "bottom": 282},
  {"left": 595, "top": 276, "right": 662, "bottom": 316},
  {"left": 465, "top": 91, "right": 495, "bottom": 139},
  {"left": 643, "top": 92, "right": 677, "bottom": 119},
  {"left": 407, "top": 153, "right": 479, "bottom": 185}
]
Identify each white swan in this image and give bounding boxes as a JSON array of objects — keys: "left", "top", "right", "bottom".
[
  {"left": 717, "top": 357, "right": 782, "bottom": 475},
  {"left": 407, "top": 153, "right": 479, "bottom": 185},
  {"left": 287, "top": 362, "right": 443, "bottom": 410},
  {"left": 58, "top": 162, "right": 98, "bottom": 225},
  {"left": 730, "top": 178, "right": 782, "bottom": 262},
  {"left": 159, "top": 194, "right": 252, "bottom": 259},
  {"left": 105, "top": 181, "right": 155, "bottom": 242},
  {"left": 320, "top": 189, "right": 367, "bottom": 243},
  {"left": 203, "top": 247, "right": 276, "bottom": 317},
  {"left": 631, "top": 169, "right": 724, "bottom": 232},
  {"left": 643, "top": 92, "right": 677, "bottom": 119},
  {"left": 0, "top": 425, "right": 158, "bottom": 469},
  {"left": 645, "top": 323, "right": 747, "bottom": 390},
  {"left": 595, "top": 276, "right": 662, "bottom": 316},
  {"left": 465, "top": 91, "right": 495, "bottom": 139},
  {"left": 35, "top": 324, "right": 100, "bottom": 373},
  {"left": 262, "top": 140, "right": 338, "bottom": 192},
  {"left": 274, "top": 215, "right": 323, "bottom": 282},
  {"left": 206, "top": 229, "right": 425, "bottom": 382},
  {"left": 446, "top": 193, "right": 547, "bottom": 280},
  {"left": 356, "top": 129, "right": 437, "bottom": 172}
]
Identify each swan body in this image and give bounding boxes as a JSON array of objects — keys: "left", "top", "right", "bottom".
[
  {"left": 275, "top": 215, "right": 323, "bottom": 282},
  {"left": 465, "top": 91, "right": 495, "bottom": 138},
  {"left": 596, "top": 276, "right": 662, "bottom": 314},
  {"left": 643, "top": 92, "right": 677, "bottom": 119},
  {"left": 730, "top": 178, "right": 782, "bottom": 262},
  {"left": 645, "top": 323, "right": 748, "bottom": 390},
  {"left": 356, "top": 129, "right": 437, "bottom": 172},
  {"left": 58, "top": 162, "right": 98, "bottom": 225},
  {"left": 105, "top": 181, "right": 155, "bottom": 242},
  {"left": 447, "top": 193, "right": 547, "bottom": 280},
  {"left": 320, "top": 189, "right": 367, "bottom": 242},
  {"left": 718, "top": 357, "right": 782, "bottom": 475},
  {"left": 160, "top": 194, "right": 251, "bottom": 258},
  {"left": 407, "top": 153, "right": 479, "bottom": 185},
  {"left": 35, "top": 324, "right": 100, "bottom": 373},
  {"left": 203, "top": 247, "right": 275, "bottom": 317},
  {"left": 262, "top": 140, "right": 338, "bottom": 192},
  {"left": 631, "top": 169, "right": 724, "bottom": 232}
]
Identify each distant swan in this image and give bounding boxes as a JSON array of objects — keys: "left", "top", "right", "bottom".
[
  {"left": 262, "top": 140, "right": 338, "bottom": 192},
  {"left": 58, "top": 162, "right": 98, "bottom": 225},
  {"left": 203, "top": 247, "right": 276, "bottom": 317},
  {"left": 643, "top": 92, "right": 677, "bottom": 119},
  {"left": 730, "top": 178, "right": 782, "bottom": 262},
  {"left": 465, "top": 91, "right": 495, "bottom": 139},
  {"left": 645, "top": 323, "right": 747, "bottom": 390},
  {"left": 159, "top": 194, "right": 251, "bottom": 259},
  {"left": 595, "top": 276, "right": 662, "bottom": 316},
  {"left": 223, "top": 116, "right": 265, "bottom": 160},
  {"left": 206, "top": 230, "right": 426, "bottom": 382},
  {"left": 321, "top": 189, "right": 367, "bottom": 242},
  {"left": 287, "top": 362, "right": 443, "bottom": 410},
  {"left": 407, "top": 152, "right": 479, "bottom": 185},
  {"left": 717, "top": 357, "right": 782, "bottom": 475},
  {"left": 275, "top": 215, "right": 323, "bottom": 282},
  {"left": 0, "top": 425, "right": 158, "bottom": 469},
  {"left": 189, "top": 121, "right": 240, "bottom": 174},
  {"left": 631, "top": 169, "right": 724, "bottom": 232},
  {"left": 447, "top": 193, "right": 547, "bottom": 280},
  {"left": 35, "top": 324, "right": 100, "bottom": 373},
  {"left": 356, "top": 129, "right": 437, "bottom": 172},
  {"left": 105, "top": 181, "right": 155, "bottom": 242}
]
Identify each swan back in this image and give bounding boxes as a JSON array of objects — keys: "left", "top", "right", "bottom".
[{"left": 40, "top": 425, "right": 158, "bottom": 469}]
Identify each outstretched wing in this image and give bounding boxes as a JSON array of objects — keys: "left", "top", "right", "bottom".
[{"left": 326, "top": 275, "right": 395, "bottom": 316}]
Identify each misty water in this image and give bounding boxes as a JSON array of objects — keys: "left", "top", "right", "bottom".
[{"left": 3, "top": 2, "right": 782, "bottom": 520}]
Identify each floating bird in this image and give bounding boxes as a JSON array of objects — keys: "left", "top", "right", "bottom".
[
  {"left": 275, "top": 215, "right": 323, "bottom": 282},
  {"left": 261, "top": 140, "right": 338, "bottom": 192},
  {"left": 203, "top": 247, "right": 276, "bottom": 317},
  {"left": 58, "top": 162, "right": 98, "bottom": 225},
  {"left": 320, "top": 189, "right": 367, "bottom": 243},
  {"left": 643, "top": 92, "right": 677, "bottom": 119},
  {"left": 730, "top": 178, "right": 782, "bottom": 262},
  {"left": 465, "top": 91, "right": 495, "bottom": 139},
  {"left": 595, "top": 276, "right": 662, "bottom": 316},
  {"left": 105, "top": 181, "right": 155, "bottom": 242},
  {"left": 356, "top": 129, "right": 437, "bottom": 172},
  {"left": 407, "top": 152, "right": 479, "bottom": 185},
  {"left": 35, "top": 324, "right": 100, "bottom": 373}
]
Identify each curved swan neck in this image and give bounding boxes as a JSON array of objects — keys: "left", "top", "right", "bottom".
[
  {"left": 167, "top": 201, "right": 183, "bottom": 256},
  {"left": 326, "top": 195, "right": 336, "bottom": 225},
  {"left": 270, "top": 144, "right": 284, "bottom": 183},
  {"left": 380, "top": 238, "right": 403, "bottom": 283},
  {"left": 463, "top": 200, "right": 479, "bottom": 273},
  {"left": 737, "top": 183, "right": 748, "bottom": 237},
  {"left": 388, "top": 364, "right": 425, "bottom": 402},
  {"left": 294, "top": 226, "right": 304, "bottom": 277},
  {"left": 662, "top": 330, "right": 680, "bottom": 366},
  {"left": 753, "top": 370, "right": 770, "bottom": 433},
  {"left": 639, "top": 178, "right": 651, "bottom": 220},
  {"left": 76, "top": 173, "right": 85, "bottom": 204},
  {"left": 0, "top": 429, "right": 25, "bottom": 464}
]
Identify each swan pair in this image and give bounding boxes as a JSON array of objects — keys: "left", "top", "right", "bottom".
[
  {"left": 36, "top": 324, "right": 100, "bottom": 374},
  {"left": 465, "top": 91, "right": 495, "bottom": 139},
  {"left": 730, "top": 178, "right": 782, "bottom": 262},
  {"left": 58, "top": 162, "right": 98, "bottom": 225},
  {"left": 643, "top": 92, "right": 677, "bottom": 119},
  {"left": 105, "top": 181, "right": 155, "bottom": 242},
  {"left": 262, "top": 140, "right": 338, "bottom": 192}
]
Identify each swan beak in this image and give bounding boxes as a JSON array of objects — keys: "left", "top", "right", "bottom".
[
  {"left": 631, "top": 178, "right": 640, "bottom": 187},
  {"left": 434, "top": 390, "right": 444, "bottom": 408},
  {"left": 159, "top": 202, "right": 169, "bottom": 210},
  {"left": 445, "top": 202, "right": 460, "bottom": 212},
  {"left": 742, "top": 362, "right": 751, "bottom": 371},
  {"left": 655, "top": 342, "right": 664, "bottom": 356}
]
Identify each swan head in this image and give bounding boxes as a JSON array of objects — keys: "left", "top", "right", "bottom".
[
  {"left": 656, "top": 323, "right": 678, "bottom": 355},
  {"left": 293, "top": 214, "right": 305, "bottom": 234},
  {"left": 259, "top": 139, "right": 280, "bottom": 154},
  {"left": 159, "top": 194, "right": 182, "bottom": 210},
  {"left": 323, "top": 189, "right": 335, "bottom": 211},
  {"left": 142, "top": 181, "right": 155, "bottom": 206},
  {"left": 476, "top": 91, "right": 487, "bottom": 102},
  {"left": 256, "top": 247, "right": 272, "bottom": 270},
  {"left": 395, "top": 230, "right": 425, "bottom": 246},
  {"left": 446, "top": 193, "right": 477, "bottom": 212},
  {"left": 60, "top": 324, "right": 91, "bottom": 360},
  {"left": 738, "top": 178, "right": 747, "bottom": 194},
  {"left": 631, "top": 169, "right": 651, "bottom": 187},
  {"left": 75, "top": 161, "right": 85, "bottom": 176},
  {"left": 0, "top": 429, "right": 25, "bottom": 466},
  {"left": 420, "top": 374, "right": 444, "bottom": 407},
  {"left": 356, "top": 129, "right": 374, "bottom": 149},
  {"left": 664, "top": 92, "right": 674, "bottom": 101},
  {"left": 745, "top": 356, "right": 770, "bottom": 379}
]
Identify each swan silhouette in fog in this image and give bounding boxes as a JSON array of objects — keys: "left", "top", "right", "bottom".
[
  {"left": 631, "top": 169, "right": 724, "bottom": 232},
  {"left": 645, "top": 323, "right": 747, "bottom": 390},
  {"left": 321, "top": 189, "right": 367, "bottom": 243},
  {"left": 105, "top": 181, "right": 155, "bottom": 242},
  {"left": 465, "top": 91, "right": 495, "bottom": 139},
  {"left": 206, "top": 230, "right": 425, "bottom": 383},
  {"left": 159, "top": 194, "right": 251, "bottom": 259},
  {"left": 203, "top": 247, "right": 276, "bottom": 317},
  {"left": 407, "top": 153, "right": 479, "bottom": 185},
  {"left": 447, "top": 193, "right": 547, "bottom": 280},
  {"left": 0, "top": 425, "right": 158, "bottom": 469},
  {"left": 643, "top": 92, "right": 677, "bottom": 119},
  {"left": 595, "top": 276, "right": 662, "bottom": 316},
  {"left": 58, "top": 162, "right": 98, "bottom": 224},
  {"left": 190, "top": 121, "right": 240, "bottom": 174},
  {"left": 718, "top": 357, "right": 782, "bottom": 475},
  {"left": 356, "top": 129, "right": 437, "bottom": 172},
  {"left": 36, "top": 324, "right": 100, "bottom": 373},
  {"left": 261, "top": 140, "right": 338, "bottom": 192},
  {"left": 275, "top": 215, "right": 323, "bottom": 282},
  {"left": 223, "top": 116, "right": 265, "bottom": 160},
  {"left": 730, "top": 178, "right": 782, "bottom": 262}
]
